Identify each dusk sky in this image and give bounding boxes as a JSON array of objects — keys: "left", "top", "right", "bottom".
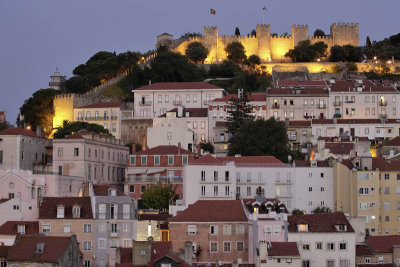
[{"left": 1, "top": 0, "right": 399, "bottom": 124}]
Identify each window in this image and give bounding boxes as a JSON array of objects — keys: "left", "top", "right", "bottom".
[
  {"left": 141, "top": 156, "right": 147, "bottom": 165},
  {"left": 129, "top": 185, "right": 135, "bottom": 193},
  {"left": 298, "top": 224, "right": 308, "bottom": 232},
  {"left": 326, "top": 242, "right": 335, "bottom": 251},
  {"left": 263, "top": 225, "right": 272, "bottom": 235},
  {"left": 302, "top": 244, "right": 310, "bottom": 251},
  {"left": 111, "top": 223, "right": 118, "bottom": 234},
  {"left": 327, "top": 260, "right": 334, "bottom": 267},
  {"left": 213, "top": 171, "right": 218, "bottom": 181},
  {"left": 308, "top": 187, "right": 312, "bottom": 192},
  {"left": 17, "top": 225, "right": 25, "bottom": 234},
  {"left": 83, "top": 241, "right": 92, "bottom": 251},
  {"left": 112, "top": 123, "right": 116, "bottom": 132},
  {"left": 84, "top": 260, "right": 91, "bottom": 267},
  {"left": 210, "top": 225, "right": 218, "bottom": 235},
  {"left": 63, "top": 224, "right": 71, "bottom": 233},
  {"left": 168, "top": 155, "right": 174, "bottom": 165},
  {"left": 359, "top": 187, "right": 369, "bottom": 195},
  {"left": 188, "top": 225, "right": 197, "bottom": 235},
  {"left": 302, "top": 260, "right": 310, "bottom": 267},
  {"left": 74, "top": 148, "right": 79, "bottom": 157},
  {"left": 123, "top": 204, "right": 130, "bottom": 219},
  {"left": 225, "top": 186, "right": 230, "bottom": 196},
  {"left": 339, "top": 260, "right": 349, "bottom": 267},
  {"left": 84, "top": 224, "right": 91, "bottom": 233},
  {"left": 110, "top": 204, "right": 118, "bottom": 219},
  {"left": 385, "top": 187, "right": 390, "bottom": 194},
  {"left": 223, "top": 224, "right": 232, "bottom": 235},
  {"left": 213, "top": 186, "right": 218, "bottom": 196},
  {"left": 339, "top": 242, "right": 347, "bottom": 250},
  {"left": 385, "top": 173, "right": 390, "bottom": 180},
  {"left": 57, "top": 206, "right": 65, "bottom": 218},
  {"left": 98, "top": 238, "right": 106, "bottom": 249},
  {"left": 141, "top": 185, "right": 146, "bottom": 192},
  {"left": 223, "top": 241, "right": 231, "bottom": 252},
  {"left": 359, "top": 202, "right": 369, "bottom": 210},
  {"left": 236, "top": 241, "right": 244, "bottom": 252},
  {"left": 193, "top": 121, "right": 197, "bottom": 129},
  {"left": 98, "top": 203, "right": 106, "bottom": 219},
  {"left": 58, "top": 148, "right": 63, "bottom": 157},
  {"left": 201, "top": 121, "right": 205, "bottom": 129},
  {"left": 201, "top": 186, "right": 205, "bottom": 196},
  {"left": 13, "top": 205, "right": 19, "bottom": 210},
  {"left": 123, "top": 239, "right": 130, "bottom": 247},
  {"left": 167, "top": 132, "right": 172, "bottom": 140},
  {"left": 42, "top": 224, "right": 50, "bottom": 233},
  {"left": 384, "top": 202, "right": 391, "bottom": 210},
  {"left": 316, "top": 242, "right": 322, "bottom": 250},
  {"left": 158, "top": 95, "right": 162, "bottom": 103},
  {"left": 236, "top": 224, "right": 244, "bottom": 235},
  {"left": 210, "top": 241, "right": 218, "bottom": 253}
]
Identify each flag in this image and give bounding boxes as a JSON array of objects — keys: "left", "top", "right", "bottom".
[
  {"left": 262, "top": 6, "right": 267, "bottom": 11},
  {"left": 210, "top": 9, "right": 216, "bottom": 15}
]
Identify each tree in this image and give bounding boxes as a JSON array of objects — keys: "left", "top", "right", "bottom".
[
  {"left": 291, "top": 209, "right": 304, "bottom": 215},
  {"left": 248, "top": 55, "right": 261, "bottom": 67},
  {"left": 250, "top": 29, "right": 256, "bottom": 37},
  {"left": 141, "top": 182, "right": 178, "bottom": 211},
  {"left": 329, "top": 45, "right": 363, "bottom": 62},
  {"left": 313, "top": 29, "right": 325, "bottom": 37},
  {"left": 200, "top": 142, "right": 214, "bottom": 153},
  {"left": 285, "top": 40, "right": 327, "bottom": 62},
  {"left": 225, "top": 42, "right": 247, "bottom": 63},
  {"left": 0, "top": 121, "right": 11, "bottom": 131},
  {"left": 311, "top": 206, "right": 332, "bottom": 214},
  {"left": 208, "top": 60, "right": 241, "bottom": 78},
  {"left": 345, "top": 62, "right": 358, "bottom": 73},
  {"left": 53, "top": 120, "right": 110, "bottom": 139},
  {"left": 185, "top": 41, "right": 209, "bottom": 64},
  {"left": 228, "top": 117, "right": 297, "bottom": 162},
  {"left": 313, "top": 42, "right": 328, "bottom": 59},
  {"left": 227, "top": 89, "right": 253, "bottom": 137},
  {"left": 235, "top": 27, "right": 241, "bottom": 36},
  {"left": 180, "top": 32, "right": 202, "bottom": 39},
  {"left": 19, "top": 89, "right": 60, "bottom": 137}
]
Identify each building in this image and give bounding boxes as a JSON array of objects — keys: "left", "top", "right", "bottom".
[
  {"left": 0, "top": 128, "right": 47, "bottom": 171},
  {"left": 287, "top": 212, "right": 356, "bottom": 267},
  {"left": 169, "top": 200, "right": 250, "bottom": 264},
  {"left": 132, "top": 82, "right": 226, "bottom": 119},
  {"left": 0, "top": 221, "right": 39, "bottom": 246},
  {"left": 136, "top": 213, "right": 171, "bottom": 241},
  {"left": 379, "top": 136, "right": 400, "bottom": 159},
  {"left": 0, "top": 246, "right": 11, "bottom": 267},
  {"left": 148, "top": 107, "right": 209, "bottom": 150},
  {"left": 49, "top": 69, "right": 66, "bottom": 90},
  {"left": 6, "top": 235, "right": 81, "bottom": 267},
  {"left": 86, "top": 184, "right": 136, "bottom": 267},
  {"left": 162, "top": 23, "right": 359, "bottom": 63},
  {"left": 74, "top": 102, "right": 126, "bottom": 139},
  {"left": 334, "top": 157, "right": 400, "bottom": 236},
  {"left": 356, "top": 235, "right": 400, "bottom": 266},
  {"left": 125, "top": 144, "right": 197, "bottom": 205},
  {"left": 259, "top": 242, "right": 300, "bottom": 267},
  {"left": 38, "top": 197, "right": 94, "bottom": 267},
  {"left": 53, "top": 131, "right": 129, "bottom": 184}
]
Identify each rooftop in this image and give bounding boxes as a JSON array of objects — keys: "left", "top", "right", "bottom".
[
  {"left": 93, "top": 185, "right": 126, "bottom": 196},
  {"left": 169, "top": 200, "right": 247, "bottom": 222},
  {"left": 288, "top": 212, "right": 354, "bottom": 233},
  {"left": 77, "top": 101, "right": 123, "bottom": 109},
  {"left": 0, "top": 221, "right": 39, "bottom": 235},
  {"left": 267, "top": 242, "right": 300, "bottom": 257},
  {"left": 366, "top": 235, "right": 400, "bottom": 254},
  {"left": 212, "top": 93, "right": 266, "bottom": 102},
  {"left": 159, "top": 108, "right": 208, "bottom": 118},
  {"left": 277, "top": 80, "right": 328, "bottom": 87},
  {"left": 325, "top": 142, "right": 354, "bottom": 155},
  {"left": 135, "top": 145, "right": 193, "bottom": 156},
  {"left": 133, "top": 82, "right": 223, "bottom": 91},
  {"left": 267, "top": 88, "right": 329, "bottom": 96},
  {"left": 138, "top": 213, "right": 172, "bottom": 221},
  {"left": 356, "top": 244, "right": 373, "bottom": 256},
  {"left": 39, "top": 197, "right": 93, "bottom": 219},
  {"left": 384, "top": 136, "right": 400, "bottom": 146},
  {"left": 189, "top": 154, "right": 284, "bottom": 167},
  {"left": 0, "top": 128, "right": 40, "bottom": 138}
]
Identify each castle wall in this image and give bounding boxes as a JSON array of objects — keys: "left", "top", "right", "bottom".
[
  {"left": 330, "top": 23, "right": 359, "bottom": 47},
  {"left": 120, "top": 119, "right": 153, "bottom": 149},
  {"left": 270, "top": 36, "right": 294, "bottom": 62},
  {"left": 292, "top": 24, "right": 309, "bottom": 46},
  {"left": 310, "top": 36, "right": 334, "bottom": 54},
  {"left": 257, "top": 24, "right": 271, "bottom": 61}
]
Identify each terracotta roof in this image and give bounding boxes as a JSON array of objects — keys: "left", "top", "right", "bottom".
[
  {"left": 267, "top": 88, "right": 329, "bottom": 96},
  {"left": 157, "top": 32, "right": 173, "bottom": 37},
  {"left": 288, "top": 212, "right": 354, "bottom": 233},
  {"left": 277, "top": 80, "right": 328, "bottom": 87},
  {"left": 366, "top": 235, "right": 400, "bottom": 254},
  {"left": 325, "top": 142, "right": 354, "bottom": 155},
  {"left": 330, "top": 83, "right": 397, "bottom": 92},
  {"left": 372, "top": 157, "right": 400, "bottom": 171},
  {"left": 151, "top": 253, "right": 192, "bottom": 267},
  {"left": 0, "top": 221, "right": 39, "bottom": 235},
  {"left": 93, "top": 185, "right": 126, "bottom": 196},
  {"left": 133, "top": 82, "right": 223, "bottom": 91},
  {"left": 356, "top": 244, "right": 373, "bottom": 256},
  {"left": 39, "top": 197, "right": 93, "bottom": 219},
  {"left": 77, "top": 101, "right": 123, "bottom": 109},
  {"left": 0, "top": 128, "right": 39, "bottom": 138},
  {"left": 215, "top": 121, "right": 228, "bottom": 127},
  {"left": 385, "top": 136, "right": 400, "bottom": 146},
  {"left": 119, "top": 247, "right": 132, "bottom": 263},
  {"left": 6, "top": 235, "right": 72, "bottom": 262},
  {"left": 138, "top": 214, "right": 172, "bottom": 221},
  {"left": 0, "top": 246, "right": 11, "bottom": 258},
  {"left": 267, "top": 242, "right": 300, "bottom": 257},
  {"left": 151, "top": 241, "right": 172, "bottom": 261},
  {"left": 341, "top": 159, "right": 355, "bottom": 169},
  {"left": 169, "top": 200, "right": 247, "bottom": 222},
  {"left": 64, "top": 134, "right": 84, "bottom": 139},
  {"left": 136, "top": 145, "right": 193, "bottom": 156},
  {"left": 293, "top": 160, "right": 330, "bottom": 167},
  {"left": 287, "top": 121, "right": 311, "bottom": 127},
  {"left": 0, "top": 198, "right": 10, "bottom": 203},
  {"left": 189, "top": 154, "right": 284, "bottom": 167},
  {"left": 159, "top": 108, "right": 208, "bottom": 118},
  {"left": 212, "top": 93, "right": 266, "bottom": 102}
]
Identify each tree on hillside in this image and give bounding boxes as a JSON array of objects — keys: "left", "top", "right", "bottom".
[
  {"left": 200, "top": 142, "right": 214, "bottom": 154},
  {"left": 53, "top": 120, "right": 110, "bottom": 139},
  {"left": 313, "top": 29, "right": 325, "bottom": 37},
  {"left": 141, "top": 182, "right": 178, "bottom": 211},
  {"left": 150, "top": 51, "right": 205, "bottom": 82},
  {"left": 185, "top": 41, "right": 209, "bottom": 64},
  {"left": 285, "top": 40, "right": 327, "bottom": 62},
  {"left": 329, "top": 45, "right": 363, "bottom": 62},
  {"left": 19, "top": 89, "right": 60, "bottom": 137},
  {"left": 235, "top": 27, "right": 241, "bottom": 36},
  {"left": 311, "top": 206, "right": 332, "bottom": 214},
  {"left": 291, "top": 209, "right": 304, "bottom": 215},
  {"left": 226, "top": 89, "right": 253, "bottom": 137},
  {"left": 228, "top": 117, "right": 296, "bottom": 162},
  {"left": 248, "top": 55, "right": 261, "bottom": 67},
  {"left": 250, "top": 29, "right": 256, "bottom": 37},
  {"left": 225, "top": 42, "right": 247, "bottom": 63},
  {"left": 208, "top": 60, "right": 241, "bottom": 77},
  {"left": 0, "top": 121, "right": 12, "bottom": 131},
  {"left": 180, "top": 32, "right": 202, "bottom": 39}
]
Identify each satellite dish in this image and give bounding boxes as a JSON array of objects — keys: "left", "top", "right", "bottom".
[{"left": 288, "top": 155, "right": 293, "bottom": 163}]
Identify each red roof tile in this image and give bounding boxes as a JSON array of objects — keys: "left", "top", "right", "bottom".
[
  {"left": 267, "top": 88, "right": 329, "bottom": 96},
  {"left": 0, "top": 198, "right": 10, "bottom": 203},
  {"left": 151, "top": 241, "right": 172, "bottom": 261},
  {"left": 212, "top": 93, "right": 266, "bottom": 102},
  {"left": 188, "top": 154, "right": 224, "bottom": 165},
  {"left": 64, "top": 134, "right": 84, "bottom": 139},
  {"left": 93, "top": 185, "right": 126, "bottom": 196},
  {"left": 159, "top": 108, "right": 208, "bottom": 118},
  {"left": 0, "top": 128, "right": 39, "bottom": 138},
  {"left": 134, "top": 82, "right": 223, "bottom": 91},
  {"left": 366, "top": 235, "right": 400, "bottom": 254},
  {"left": 6, "top": 235, "right": 73, "bottom": 262},
  {"left": 356, "top": 244, "right": 373, "bottom": 256},
  {"left": 136, "top": 145, "right": 193, "bottom": 156},
  {"left": 0, "top": 221, "right": 39, "bottom": 235},
  {"left": 169, "top": 200, "right": 247, "bottom": 222},
  {"left": 138, "top": 214, "right": 172, "bottom": 221},
  {"left": 77, "top": 101, "right": 123, "bottom": 109},
  {"left": 39, "top": 197, "right": 93, "bottom": 219},
  {"left": 372, "top": 157, "right": 400, "bottom": 171},
  {"left": 189, "top": 154, "right": 284, "bottom": 167},
  {"left": 288, "top": 212, "right": 354, "bottom": 233},
  {"left": 277, "top": 80, "right": 328, "bottom": 87},
  {"left": 325, "top": 142, "right": 354, "bottom": 155},
  {"left": 119, "top": 247, "right": 132, "bottom": 263},
  {"left": 287, "top": 121, "right": 311, "bottom": 127},
  {"left": 385, "top": 136, "right": 400, "bottom": 146},
  {"left": 267, "top": 242, "right": 300, "bottom": 257},
  {"left": 215, "top": 121, "right": 228, "bottom": 127},
  {"left": 151, "top": 253, "right": 192, "bottom": 267},
  {"left": 0, "top": 246, "right": 11, "bottom": 258}
]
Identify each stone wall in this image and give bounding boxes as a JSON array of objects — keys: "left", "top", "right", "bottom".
[{"left": 121, "top": 119, "right": 153, "bottom": 148}]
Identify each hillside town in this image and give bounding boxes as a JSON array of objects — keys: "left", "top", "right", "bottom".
[{"left": 2, "top": 5, "right": 400, "bottom": 266}]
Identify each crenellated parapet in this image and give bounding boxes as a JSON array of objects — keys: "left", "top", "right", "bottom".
[
  {"left": 330, "top": 22, "right": 359, "bottom": 46},
  {"left": 271, "top": 35, "right": 293, "bottom": 39}
]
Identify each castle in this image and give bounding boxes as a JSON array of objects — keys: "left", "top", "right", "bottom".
[{"left": 156, "top": 23, "right": 359, "bottom": 63}]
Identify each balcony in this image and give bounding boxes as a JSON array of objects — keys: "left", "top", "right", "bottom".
[
  {"left": 173, "top": 100, "right": 182, "bottom": 105},
  {"left": 77, "top": 116, "right": 109, "bottom": 121},
  {"left": 111, "top": 116, "right": 118, "bottom": 120},
  {"left": 274, "top": 180, "right": 292, "bottom": 185},
  {"left": 317, "top": 104, "right": 326, "bottom": 109},
  {"left": 272, "top": 103, "right": 280, "bottom": 109},
  {"left": 139, "top": 101, "right": 152, "bottom": 106},
  {"left": 334, "top": 101, "right": 341, "bottom": 106},
  {"left": 334, "top": 113, "right": 342, "bottom": 118},
  {"left": 345, "top": 100, "right": 355, "bottom": 104},
  {"left": 379, "top": 101, "right": 387, "bottom": 106},
  {"left": 126, "top": 175, "right": 183, "bottom": 183},
  {"left": 97, "top": 212, "right": 132, "bottom": 220},
  {"left": 110, "top": 232, "right": 118, "bottom": 237}
]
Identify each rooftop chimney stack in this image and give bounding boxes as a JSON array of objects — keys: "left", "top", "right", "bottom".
[{"left": 178, "top": 142, "right": 181, "bottom": 154}]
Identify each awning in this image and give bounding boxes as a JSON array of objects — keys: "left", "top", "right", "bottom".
[
  {"left": 147, "top": 169, "right": 166, "bottom": 174},
  {"left": 126, "top": 168, "right": 147, "bottom": 175}
]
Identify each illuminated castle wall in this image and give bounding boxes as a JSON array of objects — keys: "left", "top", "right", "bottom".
[{"left": 163, "top": 23, "right": 359, "bottom": 63}]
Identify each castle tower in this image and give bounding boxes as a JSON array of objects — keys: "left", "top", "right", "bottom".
[
  {"left": 330, "top": 22, "right": 359, "bottom": 47},
  {"left": 292, "top": 24, "right": 309, "bottom": 46},
  {"left": 49, "top": 68, "right": 66, "bottom": 90},
  {"left": 203, "top": 26, "right": 219, "bottom": 63},
  {"left": 256, "top": 24, "right": 271, "bottom": 61}
]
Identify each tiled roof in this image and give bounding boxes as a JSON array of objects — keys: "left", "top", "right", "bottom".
[
  {"left": 288, "top": 212, "right": 354, "bottom": 233},
  {"left": 0, "top": 246, "right": 11, "bottom": 258},
  {"left": 267, "top": 88, "right": 329, "bottom": 96},
  {"left": 64, "top": 134, "right": 84, "bottom": 139},
  {"left": 151, "top": 241, "right": 172, "bottom": 261},
  {"left": 366, "top": 235, "right": 400, "bottom": 254},
  {"left": 372, "top": 157, "right": 400, "bottom": 171},
  {"left": 325, "top": 142, "right": 354, "bottom": 155},
  {"left": 356, "top": 244, "right": 373, "bottom": 256},
  {"left": 0, "top": 128, "right": 39, "bottom": 138},
  {"left": 215, "top": 121, "right": 228, "bottom": 127},
  {"left": 159, "top": 108, "right": 208, "bottom": 118},
  {"left": 212, "top": 93, "right": 266, "bottom": 102},
  {"left": 119, "top": 247, "right": 132, "bottom": 264},
  {"left": 287, "top": 121, "right": 311, "bottom": 127},
  {"left": 6, "top": 235, "right": 72, "bottom": 262},
  {"left": 385, "top": 136, "right": 400, "bottom": 146},
  {"left": 0, "top": 198, "right": 10, "bottom": 203},
  {"left": 277, "top": 80, "right": 328, "bottom": 87},
  {"left": 293, "top": 160, "right": 330, "bottom": 167},
  {"left": 138, "top": 214, "right": 172, "bottom": 221},
  {"left": 267, "top": 242, "right": 300, "bottom": 257},
  {"left": 39, "top": 197, "right": 93, "bottom": 219},
  {"left": 0, "top": 221, "right": 39, "bottom": 235},
  {"left": 133, "top": 82, "right": 223, "bottom": 91},
  {"left": 151, "top": 253, "right": 192, "bottom": 267},
  {"left": 157, "top": 32, "right": 173, "bottom": 37},
  {"left": 93, "top": 185, "right": 126, "bottom": 196},
  {"left": 136, "top": 145, "right": 193, "bottom": 156},
  {"left": 77, "top": 101, "right": 123, "bottom": 109},
  {"left": 189, "top": 154, "right": 284, "bottom": 167},
  {"left": 341, "top": 159, "right": 355, "bottom": 169},
  {"left": 169, "top": 200, "right": 247, "bottom": 222}
]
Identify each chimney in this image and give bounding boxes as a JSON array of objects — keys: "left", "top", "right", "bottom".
[
  {"left": 132, "top": 143, "right": 136, "bottom": 154},
  {"left": 184, "top": 241, "right": 193, "bottom": 265},
  {"left": 178, "top": 142, "right": 181, "bottom": 154}
]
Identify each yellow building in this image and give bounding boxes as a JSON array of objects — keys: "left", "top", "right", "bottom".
[{"left": 334, "top": 157, "right": 400, "bottom": 235}]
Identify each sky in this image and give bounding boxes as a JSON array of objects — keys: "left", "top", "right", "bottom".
[{"left": 0, "top": 0, "right": 399, "bottom": 124}]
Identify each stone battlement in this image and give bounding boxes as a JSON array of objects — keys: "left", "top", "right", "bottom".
[
  {"left": 311, "top": 35, "right": 333, "bottom": 40},
  {"left": 271, "top": 35, "right": 293, "bottom": 39},
  {"left": 333, "top": 22, "right": 359, "bottom": 27},
  {"left": 292, "top": 24, "right": 308, "bottom": 29}
]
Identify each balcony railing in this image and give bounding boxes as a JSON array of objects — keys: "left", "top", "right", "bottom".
[
  {"left": 97, "top": 212, "right": 132, "bottom": 220},
  {"left": 173, "top": 100, "right": 182, "bottom": 105},
  {"left": 345, "top": 100, "right": 355, "bottom": 103},
  {"left": 317, "top": 104, "right": 326, "bottom": 109},
  {"left": 334, "top": 101, "right": 341, "bottom": 106},
  {"left": 139, "top": 101, "right": 152, "bottom": 106},
  {"left": 274, "top": 180, "right": 292, "bottom": 185},
  {"left": 379, "top": 101, "right": 387, "bottom": 106},
  {"left": 126, "top": 175, "right": 183, "bottom": 183},
  {"left": 334, "top": 113, "right": 342, "bottom": 118},
  {"left": 272, "top": 103, "right": 280, "bottom": 109},
  {"left": 77, "top": 116, "right": 109, "bottom": 121}
]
